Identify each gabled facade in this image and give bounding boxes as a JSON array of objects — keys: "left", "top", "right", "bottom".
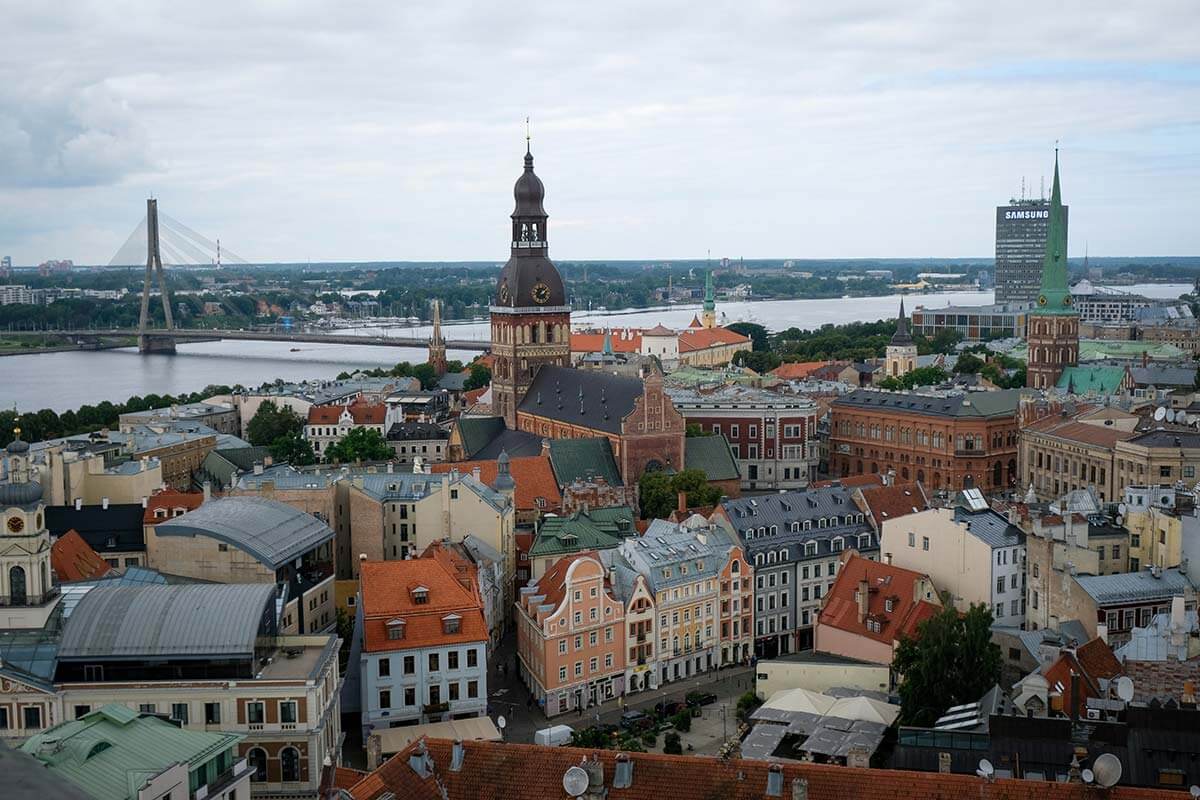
[
  {"left": 305, "top": 401, "right": 387, "bottom": 457},
  {"left": 516, "top": 552, "right": 626, "bottom": 716}
]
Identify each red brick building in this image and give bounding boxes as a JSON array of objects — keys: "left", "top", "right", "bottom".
[{"left": 830, "top": 389, "right": 1022, "bottom": 493}]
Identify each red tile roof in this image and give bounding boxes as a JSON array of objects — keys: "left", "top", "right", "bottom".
[
  {"left": 463, "top": 386, "right": 488, "bottom": 406},
  {"left": 771, "top": 361, "right": 828, "bottom": 379},
  {"left": 430, "top": 455, "right": 561, "bottom": 512},
  {"left": 857, "top": 482, "right": 930, "bottom": 530},
  {"left": 571, "top": 331, "right": 642, "bottom": 354},
  {"left": 1043, "top": 638, "right": 1123, "bottom": 716},
  {"left": 347, "top": 738, "right": 1173, "bottom": 800},
  {"left": 819, "top": 552, "right": 941, "bottom": 645},
  {"left": 308, "top": 401, "right": 386, "bottom": 425},
  {"left": 51, "top": 530, "right": 113, "bottom": 583},
  {"left": 524, "top": 551, "right": 599, "bottom": 616},
  {"left": 420, "top": 540, "right": 482, "bottom": 603},
  {"left": 143, "top": 489, "right": 205, "bottom": 524},
  {"left": 1022, "top": 416, "right": 1135, "bottom": 448},
  {"left": 677, "top": 326, "right": 750, "bottom": 353},
  {"left": 359, "top": 559, "right": 488, "bottom": 653}
]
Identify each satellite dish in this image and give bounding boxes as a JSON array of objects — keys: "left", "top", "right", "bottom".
[
  {"left": 1082, "top": 769, "right": 1095, "bottom": 784},
  {"left": 977, "top": 758, "right": 994, "bottom": 778},
  {"left": 1167, "top": 409, "right": 1177, "bottom": 423},
  {"left": 1155, "top": 407, "right": 1167, "bottom": 422},
  {"left": 1093, "top": 753, "right": 1123, "bottom": 788},
  {"left": 563, "top": 766, "right": 589, "bottom": 798},
  {"left": 1116, "top": 676, "right": 1134, "bottom": 702},
  {"left": 497, "top": 715, "right": 507, "bottom": 730},
  {"left": 1118, "top": 503, "right": 1127, "bottom": 515},
  {"left": 1188, "top": 785, "right": 1200, "bottom": 799},
  {"left": 1180, "top": 413, "right": 1191, "bottom": 426},
  {"left": 1116, "top": 515, "right": 1124, "bottom": 526}
]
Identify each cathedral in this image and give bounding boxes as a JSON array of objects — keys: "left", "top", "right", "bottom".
[{"left": 1025, "top": 152, "right": 1079, "bottom": 390}]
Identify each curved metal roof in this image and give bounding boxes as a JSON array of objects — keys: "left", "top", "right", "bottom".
[
  {"left": 154, "top": 496, "right": 334, "bottom": 569},
  {"left": 59, "top": 583, "right": 275, "bottom": 660}
]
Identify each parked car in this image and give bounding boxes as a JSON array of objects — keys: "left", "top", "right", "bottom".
[
  {"left": 619, "top": 709, "right": 652, "bottom": 731},
  {"left": 534, "top": 725, "right": 574, "bottom": 747},
  {"left": 655, "top": 700, "right": 685, "bottom": 717},
  {"left": 686, "top": 691, "right": 718, "bottom": 707}
]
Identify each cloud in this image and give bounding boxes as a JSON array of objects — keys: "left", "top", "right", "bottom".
[{"left": 0, "top": 82, "right": 156, "bottom": 188}]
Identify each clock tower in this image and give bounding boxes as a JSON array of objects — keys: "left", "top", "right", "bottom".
[
  {"left": 1, "top": 431, "right": 57, "bottom": 628},
  {"left": 491, "top": 141, "right": 571, "bottom": 427}
]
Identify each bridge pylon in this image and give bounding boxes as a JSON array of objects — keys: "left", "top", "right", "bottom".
[{"left": 137, "top": 198, "right": 176, "bottom": 354}]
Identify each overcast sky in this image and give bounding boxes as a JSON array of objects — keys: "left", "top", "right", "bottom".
[{"left": 2, "top": 1, "right": 1198, "bottom": 265}]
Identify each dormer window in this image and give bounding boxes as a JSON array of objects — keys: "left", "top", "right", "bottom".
[
  {"left": 386, "top": 618, "right": 406, "bottom": 640},
  {"left": 442, "top": 614, "right": 461, "bottom": 634},
  {"left": 154, "top": 508, "right": 167, "bottom": 519},
  {"left": 411, "top": 586, "right": 429, "bottom": 605},
  {"left": 173, "top": 508, "right": 186, "bottom": 517},
  {"left": 885, "top": 598, "right": 895, "bottom": 612}
]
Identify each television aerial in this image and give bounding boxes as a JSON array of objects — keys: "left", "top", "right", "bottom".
[
  {"left": 1154, "top": 407, "right": 1167, "bottom": 422},
  {"left": 1093, "top": 753, "right": 1123, "bottom": 788},
  {"left": 977, "top": 758, "right": 994, "bottom": 779},
  {"left": 563, "top": 766, "right": 589, "bottom": 798},
  {"left": 1116, "top": 676, "right": 1134, "bottom": 703}
]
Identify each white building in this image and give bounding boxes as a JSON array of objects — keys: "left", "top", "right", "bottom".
[
  {"left": 881, "top": 490, "right": 1026, "bottom": 622},
  {"left": 357, "top": 558, "right": 489, "bottom": 739}
]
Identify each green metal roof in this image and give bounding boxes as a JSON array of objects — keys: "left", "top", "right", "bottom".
[
  {"left": 684, "top": 434, "right": 740, "bottom": 482},
  {"left": 1010, "top": 339, "right": 1186, "bottom": 363},
  {"left": 1057, "top": 366, "right": 1128, "bottom": 396},
  {"left": 21, "top": 704, "right": 243, "bottom": 800},
  {"left": 529, "top": 510, "right": 629, "bottom": 559},
  {"left": 1031, "top": 151, "right": 1077, "bottom": 316},
  {"left": 547, "top": 437, "right": 622, "bottom": 486},
  {"left": 456, "top": 416, "right": 507, "bottom": 459}
]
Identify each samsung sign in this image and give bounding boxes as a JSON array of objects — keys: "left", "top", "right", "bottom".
[{"left": 1005, "top": 209, "right": 1049, "bottom": 220}]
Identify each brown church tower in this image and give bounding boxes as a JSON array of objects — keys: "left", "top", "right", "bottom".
[{"left": 490, "top": 141, "right": 571, "bottom": 426}]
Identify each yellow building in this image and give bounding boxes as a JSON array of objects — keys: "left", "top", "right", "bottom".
[{"left": 1122, "top": 485, "right": 1188, "bottom": 572}]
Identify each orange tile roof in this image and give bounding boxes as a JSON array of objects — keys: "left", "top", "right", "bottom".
[
  {"left": 1076, "top": 636, "right": 1122, "bottom": 681},
  {"left": 430, "top": 455, "right": 561, "bottom": 512},
  {"left": 571, "top": 331, "right": 642, "bottom": 354},
  {"left": 420, "top": 540, "right": 482, "bottom": 603},
  {"left": 525, "top": 551, "right": 598, "bottom": 615},
  {"left": 819, "top": 553, "right": 941, "bottom": 645},
  {"left": 463, "top": 386, "right": 488, "bottom": 406},
  {"left": 811, "top": 474, "right": 885, "bottom": 489},
  {"left": 308, "top": 401, "right": 386, "bottom": 425},
  {"left": 51, "top": 530, "right": 113, "bottom": 583},
  {"left": 359, "top": 559, "right": 488, "bottom": 652},
  {"left": 348, "top": 738, "right": 1175, "bottom": 800},
  {"left": 143, "top": 489, "right": 205, "bottom": 524},
  {"left": 771, "top": 361, "right": 828, "bottom": 379},
  {"left": 677, "top": 326, "right": 750, "bottom": 353},
  {"left": 688, "top": 315, "right": 703, "bottom": 328},
  {"left": 858, "top": 482, "right": 930, "bottom": 529},
  {"left": 1022, "top": 416, "right": 1134, "bottom": 448}
]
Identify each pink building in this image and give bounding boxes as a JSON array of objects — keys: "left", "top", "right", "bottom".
[
  {"left": 516, "top": 551, "right": 626, "bottom": 716},
  {"left": 719, "top": 542, "right": 754, "bottom": 666},
  {"left": 813, "top": 552, "right": 941, "bottom": 665}
]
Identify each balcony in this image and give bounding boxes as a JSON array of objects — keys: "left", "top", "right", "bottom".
[
  {"left": 423, "top": 702, "right": 450, "bottom": 716},
  {"left": 954, "top": 449, "right": 986, "bottom": 458},
  {"left": 195, "top": 758, "right": 251, "bottom": 800}
]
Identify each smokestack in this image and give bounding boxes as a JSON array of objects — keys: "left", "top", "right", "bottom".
[{"left": 857, "top": 579, "right": 869, "bottom": 623}]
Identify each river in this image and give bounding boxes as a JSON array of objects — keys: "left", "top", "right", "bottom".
[{"left": 3, "top": 284, "right": 1189, "bottom": 412}]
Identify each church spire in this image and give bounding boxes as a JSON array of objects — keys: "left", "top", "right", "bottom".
[
  {"left": 891, "top": 297, "right": 913, "bottom": 345},
  {"left": 701, "top": 270, "right": 717, "bottom": 328},
  {"left": 427, "top": 298, "right": 447, "bottom": 377},
  {"left": 1035, "top": 149, "right": 1072, "bottom": 313}
]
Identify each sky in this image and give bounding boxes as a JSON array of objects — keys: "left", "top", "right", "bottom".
[{"left": 1, "top": 1, "right": 1199, "bottom": 265}]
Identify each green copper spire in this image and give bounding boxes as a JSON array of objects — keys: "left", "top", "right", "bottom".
[
  {"left": 1033, "top": 150, "right": 1074, "bottom": 314},
  {"left": 703, "top": 270, "right": 715, "bottom": 311}
]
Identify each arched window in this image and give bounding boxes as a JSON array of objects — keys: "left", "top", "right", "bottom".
[
  {"left": 281, "top": 746, "right": 301, "bottom": 782},
  {"left": 777, "top": 549, "right": 787, "bottom": 562},
  {"left": 754, "top": 554, "right": 763, "bottom": 567},
  {"left": 9, "top": 566, "right": 26, "bottom": 605},
  {"left": 248, "top": 748, "right": 267, "bottom": 782},
  {"left": 731, "top": 560, "right": 740, "bottom": 574}
]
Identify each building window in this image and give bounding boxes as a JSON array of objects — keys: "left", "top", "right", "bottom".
[
  {"left": 467, "top": 680, "right": 479, "bottom": 698},
  {"left": 922, "top": 537, "right": 929, "bottom": 551},
  {"left": 404, "top": 655, "right": 415, "bottom": 674},
  {"left": 449, "top": 682, "right": 460, "bottom": 701},
  {"left": 248, "top": 748, "right": 267, "bottom": 781},
  {"left": 139, "top": 703, "right": 157, "bottom": 714},
  {"left": 379, "top": 690, "right": 392, "bottom": 709},
  {"left": 280, "top": 747, "right": 301, "bottom": 783},
  {"left": 280, "top": 700, "right": 298, "bottom": 724},
  {"left": 379, "top": 657, "right": 391, "bottom": 677},
  {"left": 204, "top": 702, "right": 221, "bottom": 725},
  {"left": 247, "top": 702, "right": 264, "bottom": 725},
  {"left": 429, "top": 653, "right": 440, "bottom": 672},
  {"left": 560, "top": 666, "right": 568, "bottom": 682},
  {"left": 170, "top": 703, "right": 189, "bottom": 725},
  {"left": 73, "top": 705, "right": 90, "bottom": 720},
  {"left": 405, "top": 687, "right": 416, "bottom": 706}
]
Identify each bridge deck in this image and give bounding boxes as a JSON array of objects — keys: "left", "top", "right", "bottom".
[{"left": 7, "top": 328, "right": 489, "bottom": 351}]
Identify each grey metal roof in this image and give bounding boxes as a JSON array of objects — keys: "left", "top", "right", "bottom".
[
  {"left": 58, "top": 583, "right": 276, "bottom": 660},
  {"left": 951, "top": 507, "right": 1025, "bottom": 549},
  {"left": 833, "top": 388, "right": 1021, "bottom": 418},
  {"left": 618, "top": 519, "right": 728, "bottom": 592},
  {"left": 1125, "top": 428, "right": 1200, "bottom": 448},
  {"left": 1075, "top": 568, "right": 1194, "bottom": 605},
  {"left": 721, "top": 486, "right": 873, "bottom": 559},
  {"left": 1130, "top": 365, "right": 1196, "bottom": 387},
  {"left": 518, "top": 365, "right": 643, "bottom": 435},
  {"left": 154, "top": 496, "right": 334, "bottom": 569}
]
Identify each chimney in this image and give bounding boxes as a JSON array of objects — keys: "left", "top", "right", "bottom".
[
  {"left": 253, "top": 461, "right": 264, "bottom": 475},
  {"left": 74, "top": 497, "right": 82, "bottom": 511},
  {"left": 884, "top": 552, "right": 892, "bottom": 565},
  {"left": 613, "top": 753, "right": 633, "bottom": 789},
  {"left": 584, "top": 757, "right": 604, "bottom": 798},
  {"left": 141, "top": 496, "right": 148, "bottom": 508},
  {"left": 472, "top": 467, "right": 481, "bottom": 482},
  {"left": 202, "top": 481, "right": 211, "bottom": 502},
  {"left": 1097, "top": 623, "right": 1108, "bottom": 644},
  {"left": 101, "top": 497, "right": 109, "bottom": 510},
  {"left": 386, "top": 461, "right": 394, "bottom": 474},
  {"left": 938, "top": 752, "right": 951, "bottom": 773},
  {"left": 677, "top": 491, "right": 688, "bottom": 515},
  {"left": 541, "top": 438, "right": 552, "bottom": 458},
  {"left": 857, "top": 579, "right": 869, "bottom": 623},
  {"left": 264, "top": 454, "right": 274, "bottom": 467},
  {"left": 791, "top": 778, "right": 809, "bottom": 800},
  {"left": 1171, "top": 595, "right": 1186, "bottom": 629}
]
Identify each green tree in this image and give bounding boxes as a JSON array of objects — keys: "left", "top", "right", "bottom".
[
  {"left": 726, "top": 321, "right": 769, "bottom": 351},
  {"left": 952, "top": 352, "right": 985, "bottom": 375},
  {"left": 732, "top": 349, "right": 782, "bottom": 373},
  {"left": 892, "top": 603, "right": 1001, "bottom": 727},
  {"left": 270, "top": 432, "right": 316, "bottom": 466},
  {"left": 671, "top": 710, "right": 692, "bottom": 732},
  {"left": 878, "top": 365, "right": 948, "bottom": 391},
  {"left": 246, "top": 400, "right": 304, "bottom": 447},
  {"left": 463, "top": 362, "right": 492, "bottom": 391},
  {"left": 637, "top": 468, "right": 722, "bottom": 519},
  {"left": 663, "top": 732, "right": 683, "bottom": 754},
  {"left": 411, "top": 362, "right": 439, "bottom": 389},
  {"left": 324, "top": 427, "right": 394, "bottom": 464},
  {"left": 735, "top": 691, "right": 762, "bottom": 722},
  {"left": 685, "top": 423, "right": 711, "bottom": 437}
]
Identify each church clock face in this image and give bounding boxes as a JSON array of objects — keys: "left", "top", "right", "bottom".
[
  {"left": 531, "top": 282, "right": 551, "bottom": 305},
  {"left": 1037, "top": 294, "right": 1048, "bottom": 307},
  {"left": 6, "top": 516, "right": 23, "bottom": 533}
]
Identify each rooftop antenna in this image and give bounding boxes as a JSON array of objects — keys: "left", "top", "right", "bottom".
[
  {"left": 525, "top": 116, "right": 531, "bottom": 153},
  {"left": 1021, "top": 175, "right": 1026, "bottom": 201},
  {"left": 1040, "top": 174, "right": 1045, "bottom": 201}
]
